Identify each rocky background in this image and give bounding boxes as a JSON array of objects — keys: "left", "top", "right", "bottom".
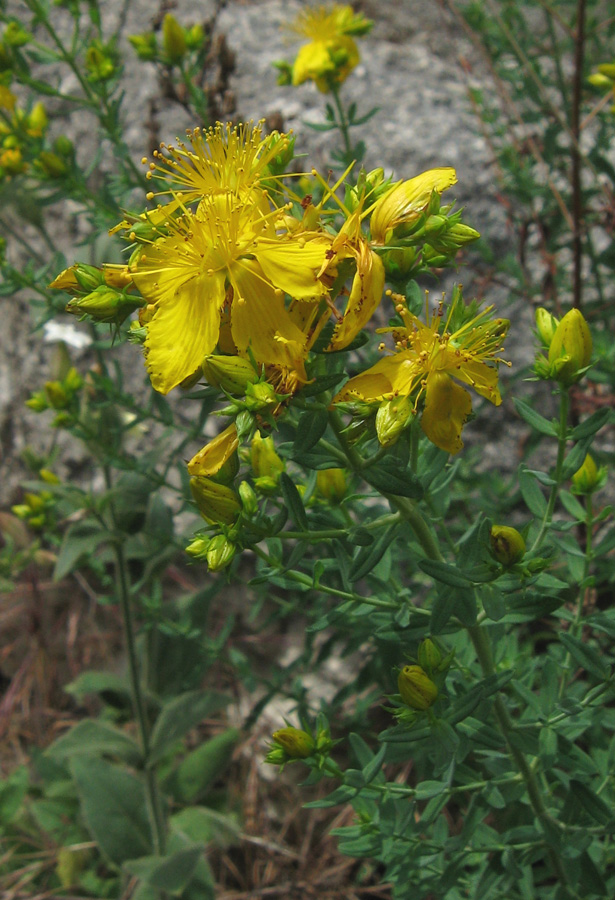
[{"left": 1, "top": 0, "right": 541, "bottom": 504}]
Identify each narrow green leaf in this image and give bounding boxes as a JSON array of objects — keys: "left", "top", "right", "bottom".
[
  {"left": 348, "top": 525, "right": 396, "bottom": 582},
  {"left": 293, "top": 409, "right": 329, "bottom": 454},
  {"left": 519, "top": 467, "right": 547, "bottom": 517},
  {"left": 414, "top": 780, "right": 446, "bottom": 800},
  {"left": 569, "top": 781, "right": 614, "bottom": 826},
  {"left": 165, "top": 729, "right": 239, "bottom": 804},
  {"left": 365, "top": 460, "right": 423, "bottom": 499},
  {"left": 559, "top": 633, "right": 609, "bottom": 680},
  {"left": 570, "top": 407, "right": 611, "bottom": 440},
  {"left": 513, "top": 398, "right": 557, "bottom": 436},
  {"left": 279, "top": 473, "right": 309, "bottom": 530},
  {"left": 419, "top": 559, "right": 472, "bottom": 588}
]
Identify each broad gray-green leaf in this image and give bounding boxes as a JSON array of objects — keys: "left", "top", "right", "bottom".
[
  {"left": 47, "top": 719, "right": 141, "bottom": 765},
  {"left": 149, "top": 690, "right": 229, "bottom": 764},
  {"left": 124, "top": 846, "right": 202, "bottom": 893}
]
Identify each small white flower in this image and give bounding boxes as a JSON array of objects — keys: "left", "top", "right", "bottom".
[{"left": 43, "top": 321, "right": 92, "bottom": 350}]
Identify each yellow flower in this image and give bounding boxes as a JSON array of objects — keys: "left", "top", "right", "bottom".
[
  {"left": 286, "top": 4, "right": 372, "bottom": 92},
  {"left": 370, "top": 168, "right": 458, "bottom": 244},
  {"left": 335, "top": 290, "right": 509, "bottom": 454},
  {"left": 187, "top": 424, "right": 239, "bottom": 477},
  {"left": 143, "top": 121, "right": 292, "bottom": 209},
  {"left": 130, "top": 194, "right": 332, "bottom": 393}
]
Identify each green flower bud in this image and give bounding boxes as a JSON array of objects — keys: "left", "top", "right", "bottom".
[
  {"left": 54, "top": 135, "right": 74, "bottom": 158},
  {"left": 26, "top": 390, "right": 48, "bottom": 412},
  {"left": 398, "top": 665, "right": 438, "bottom": 711},
  {"left": 490, "top": 525, "right": 526, "bottom": 566},
  {"left": 383, "top": 247, "right": 418, "bottom": 280},
  {"left": 424, "top": 214, "right": 448, "bottom": 236},
  {"left": 27, "top": 102, "right": 48, "bottom": 136},
  {"left": 162, "top": 13, "right": 187, "bottom": 63},
  {"left": 316, "top": 468, "right": 347, "bottom": 504},
  {"left": 535, "top": 307, "right": 559, "bottom": 347},
  {"left": 190, "top": 476, "right": 240, "bottom": 525},
  {"left": 239, "top": 481, "right": 258, "bottom": 516},
  {"left": 44, "top": 381, "right": 68, "bottom": 410},
  {"left": 4, "top": 21, "right": 31, "bottom": 47},
  {"left": 128, "top": 32, "right": 158, "bottom": 61},
  {"left": 251, "top": 431, "right": 284, "bottom": 482},
  {"left": 245, "top": 380, "right": 279, "bottom": 410},
  {"left": 375, "top": 396, "right": 413, "bottom": 447},
  {"left": 85, "top": 42, "right": 116, "bottom": 83},
  {"left": 271, "top": 726, "right": 315, "bottom": 759},
  {"left": 205, "top": 534, "right": 236, "bottom": 572},
  {"left": 417, "top": 638, "right": 443, "bottom": 674},
  {"left": 63, "top": 367, "right": 83, "bottom": 394},
  {"left": 202, "top": 354, "right": 258, "bottom": 394},
  {"left": 11, "top": 504, "right": 31, "bottom": 520},
  {"left": 547, "top": 308, "right": 592, "bottom": 386},
  {"left": 446, "top": 222, "right": 481, "bottom": 246},
  {"left": 598, "top": 63, "right": 615, "bottom": 79},
  {"left": 185, "top": 23, "right": 205, "bottom": 50},
  {"left": 185, "top": 536, "right": 210, "bottom": 559},
  {"left": 571, "top": 454, "right": 606, "bottom": 495},
  {"left": 66, "top": 286, "right": 141, "bottom": 323},
  {"left": 38, "top": 151, "right": 69, "bottom": 178}
]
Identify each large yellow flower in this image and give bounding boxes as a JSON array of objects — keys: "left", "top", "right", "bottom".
[
  {"left": 131, "top": 194, "right": 332, "bottom": 393},
  {"left": 287, "top": 5, "right": 371, "bottom": 91},
  {"left": 335, "top": 290, "right": 510, "bottom": 454},
  {"left": 142, "top": 121, "right": 291, "bottom": 211}
]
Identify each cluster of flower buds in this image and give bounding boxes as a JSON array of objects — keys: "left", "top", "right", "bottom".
[
  {"left": 265, "top": 717, "right": 334, "bottom": 770},
  {"left": 26, "top": 366, "right": 83, "bottom": 428},
  {"left": 50, "top": 263, "right": 143, "bottom": 326},
  {"left": 589, "top": 62, "right": 615, "bottom": 113},
  {"left": 84, "top": 39, "right": 118, "bottom": 83},
  {"left": 12, "top": 470, "right": 60, "bottom": 531},
  {"left": 534, "top": 307, "right": 592, "bottom": 387},
  {"left": 393, "top": 638, "right": 453, "bottom": 726},
  {"left": 0, "top": 84, "right": 73, "bottom": 181},
  {"left": 129, "top": 14, "right": 206, "bottom": 65}
]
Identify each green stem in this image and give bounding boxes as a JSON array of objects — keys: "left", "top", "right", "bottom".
[
  {"left": 104, "top": 466, "right": 166, "bottom": 855},
  {"left": 330, "top": 85, "right": 353, "bottom": 162},
  {"left": 530, "top": 389, "right": 569, "bottom": 552},
  {"left": 558, "top": 493, "right": 593, "bottom": 699},
  {"left": 468, "top": 623, "right": 570, "bottom": 889}
]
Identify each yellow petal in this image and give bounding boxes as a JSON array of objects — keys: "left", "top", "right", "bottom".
[
  {"left": 421, "top": 372, "right": 472, "bottom": 455},
  {"left": 334, "top": 350, "right": 419, "bottom": 402},
  {"left": 370, "top": 168, "right": 458, "bottom": 243},
  {"left": 143, "top": 268, "right": 226, "bottom": 394},
  {"left": 292, "top": 40, "right": 336, "bottom": 84},
  {"left": 254, "top": 237, "right": 331, "bottom": 300},
  {"left": 329, "top": 246, "right": 385, "bottom": 350},
  {"left": 187, "top": 424, "right": 239, "bottom": 476},
  {"left": 230, "top": 259, "right": 308, "bottom": 367}
]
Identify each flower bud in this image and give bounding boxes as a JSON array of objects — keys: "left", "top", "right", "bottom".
[
  {"left": 424, "top": 214, "right": 448, "bottom": 236},
  {"left": 162, "top": 13, "right": 187, "bottom": 63},
  {"left": 446, "top": 222, "right": 481, "bottom": 246},
  {"left": 239, "top": 481, "right": 258, "bottom": 516},
  {"left": 316, "top": 468, "right": 347, "bottom": 504},
  {"left": 205, "top": 534, "right": 236, "bottom": 572},
  {"left": 26, "top": 390, "right": 48, "bottom": 412},
  {"left": 103, "top": 265, "right": 133, "bottom": 289},
  {"left": 66, "top": 286, "right": 140, "bottom": 323},
  {"left": 85, "top": 43, "right": 116, "bottom": 82},
  {"left": 39, "top": 469, "right": 60, "bottom": 484},
  {"left": 535, "top": 307, "right": 558, "bottom": 347},
  {"left": 44, "top": 381, "right": 68, "bottom": 409},
  {"left": 547, "top": 308, "right": 592, "bottom": 386},
  {"left": 190, "top": 476, "right": 240, "bottom": 525},
  {"left": 27, "top": 102, "right": 48, "bottom": 137},
  {"left": 202, "top": 354, "right": 258, "bottom": 394},
  {"left": 0, "top": 147, "right": 25, "bottom": 174},
  {"left": 571, "top": 454, "right": 606, "bottom": 495},
  {"left": 271, "top": 727, "right": 315, "bottom": 759},
  {"left": 251, "top": 431, "right": 284, "bottom": 482},
  {"left": 375, "top": 396, "right": 413, "bottom": 447},
  {"left": 185, "top": 23, "right": 205, "bottom": 50},
  {"left": 54, "top": 135, "right": 75, "bottom": 158},
  {"left": 417, "top": 638, "right": 443, "bottom": 674},
  {"left": 128, "top": 32, "right": 158, "bottom": 61},
  {"left": 598, "top": 63, "right": 615, "bottom": 79},
  {"left": 38, "top": 151, "right": 69, "bottom": 178},
  {"left": 490, "top": 525, "right": 526, "bottom": 566},
  {"left": 245, "top": 380, "right": 278, "bottom": 410},
  {"left": 185, "top": 536, "right": 210, "bottom": 559},
  {"left": 4, "top": 21, "right": 31, "bottom": 47},
  {"left": 398, "top": 665, "right": 438, "bottom": 711}
]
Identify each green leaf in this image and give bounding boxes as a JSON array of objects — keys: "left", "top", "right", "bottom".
[
  {"left": 0, "top": 766, "right": 29, "bottom": 828},
  {"left": 300, "top": 372, "right": 346, "bottom": 397},
  {"left": 46, "top": 720, "right": 141, "bottom": 765},
  {"left": 293, "top": 409, "right": 329, "bottom": 454},
  {"left": 71, "top": 757, "right": 152, "bottom": 865},
  {"left": 165, "top": 728, "right": 240, "bottom": 804},
  {"left": 569, "top": 781, "right": 614, "bottom": 827},
  {"left": 513, "top": 398, "right": 557, "bottom": 436},
  {"left": 519, "top": 467, "right": 547, "bottom": 517},
  {"left": 365, "top": 459, "right": 423, "bottom": 499},
  {"left": 559, "top": 633, "right": 609, "bottom": 680},
  {"left": 559, "top": 490, "right": 586, "bottom": 521},
  {"left": 65, "top": 670, "right": 133, "bottom": 710},
  {"left": 149, "top": 690, "right": 229, "bottom": 764},
  {"left": 171, "top": 807, "right": 241, "bottom": 848},
  {"left": 570, "top": 407, "right": 611, "bottom": 440},
  {"left": 53, "top": 521, "right": 110, "bottom": 581},
  {"left": 414, "top": 780, "right": 446, "bottom": 799},
  {"left": 561, "top": 436, "right": 594, "bottom": 481},
  {"left": 124, "top": 847, "right": 202, "bottom": 893},
  {"left": 419, "top": 559, "right": 472, "bottom": 588},
  {"left": 279, "top": 473, "right": 309, "bottom": 531},
  {"left": 348, "top": 525, "right": 396, "bottom": 582},
  {"left": 430, "top": 590, "right": 456, "bottom": 633},
  {"left": 480, "top": 584, "right": 506, "bottom": 621}
]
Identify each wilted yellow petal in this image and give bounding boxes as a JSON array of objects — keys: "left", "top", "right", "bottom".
[
  {"left": 187, "top": 424, "right": 239, "bottom": 476},
  {"left": 329, "top": 246, "right": 385, "bottom": 350}
]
